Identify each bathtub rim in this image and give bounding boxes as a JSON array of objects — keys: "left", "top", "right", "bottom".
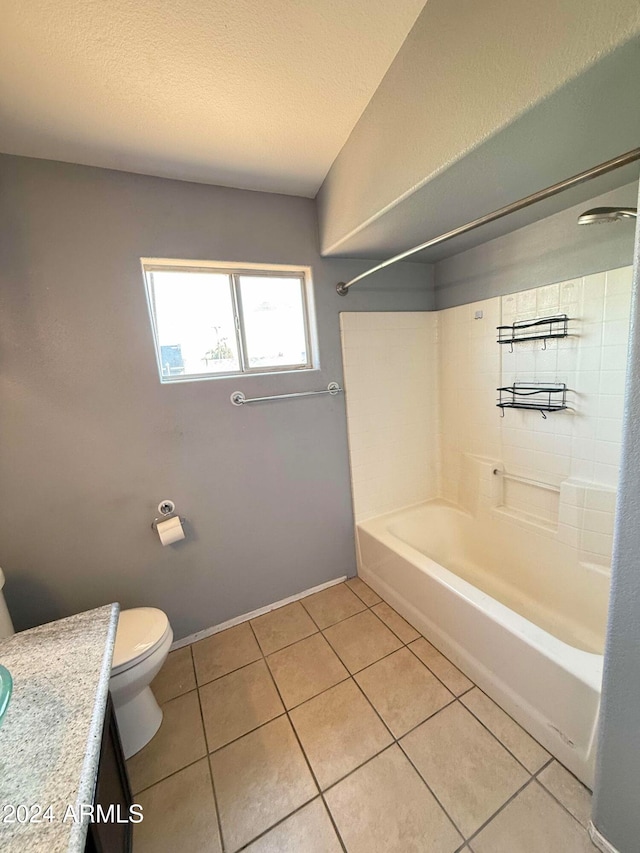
[{"left": 358, "top": 500, "right": 604, "bottom": 692}]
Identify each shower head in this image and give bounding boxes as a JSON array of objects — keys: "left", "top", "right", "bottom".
[{"left": 577, "top": 206, "right": 638, "bottom": 225}]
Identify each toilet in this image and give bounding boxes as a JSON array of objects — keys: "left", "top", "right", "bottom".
[
  {"left": 0, "top": 570, "right": 170, "bottom": 759},
  {"left": 110, "top": 607, "right": 173, "bottom": 759}
]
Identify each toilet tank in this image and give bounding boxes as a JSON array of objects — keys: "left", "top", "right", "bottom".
[{"left": 0, "top": 569, "right": 15, "bottom": 639}]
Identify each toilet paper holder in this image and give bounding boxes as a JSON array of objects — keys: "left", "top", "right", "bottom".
[{"left": 151, "top": 499, "right": 187, "bottom": 530}]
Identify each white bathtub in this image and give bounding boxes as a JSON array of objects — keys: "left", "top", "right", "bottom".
[{"left": 357, "top": 499, "right": 609, "bottom": 787}]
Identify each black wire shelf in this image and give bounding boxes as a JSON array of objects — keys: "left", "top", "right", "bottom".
[
  {"left": 497, "top": 314, "right": 569, "bottom": 349},
  {"left": 497, "top": 383, "right": 568, "bottom": 418}
]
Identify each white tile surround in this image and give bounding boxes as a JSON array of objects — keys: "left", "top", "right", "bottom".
[
  {"left": 340, "top": 266, "right": 633, "bottom": 568},
  {"left": 340, "top": 312, "right": 439, "bottom": 522}
]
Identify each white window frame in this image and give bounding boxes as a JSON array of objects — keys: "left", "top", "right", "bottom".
[{"left": 141, "top": 258, "right": 319, "bottom": 383}]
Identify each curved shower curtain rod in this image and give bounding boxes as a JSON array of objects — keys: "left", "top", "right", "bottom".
[{"left": 336, "top": 147, "right": 640, "bottom": 295}]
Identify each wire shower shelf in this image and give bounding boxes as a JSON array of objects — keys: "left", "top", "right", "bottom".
[
  {"left": 497, "top": 315, "right": 569, "bottom": 350},
  {"left": 497, "top": 382, "right": 568, "bottom": 418}
]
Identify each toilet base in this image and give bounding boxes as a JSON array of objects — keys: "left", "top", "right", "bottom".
[{"left": 113, "top": 686, "right": 163, "bottom": 759}]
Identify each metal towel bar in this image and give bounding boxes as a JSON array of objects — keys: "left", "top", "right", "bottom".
[{"left": 231, "top": 382, "right": 342, "bottom": 406}]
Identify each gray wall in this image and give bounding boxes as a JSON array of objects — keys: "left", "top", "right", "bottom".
[
  {"left": 317, "top": 0, "right": 640, "bottom": 258},
  {"left": 592, "top": 186, "right": 640, "bottom": 852},
  {"left": 0, "top": 154, "right": 432, "bottom": 639},
  {"left": 434, "top": 181, "right": 638, "bottom": 309}
]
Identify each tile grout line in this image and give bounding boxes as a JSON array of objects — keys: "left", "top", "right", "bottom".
[
  {"left": 462, "top": 772, "right": 541, "bottom": 847},
  {"left": 298, "top": 591, "right": 366, "bottom": 632},
  {"left": 280, "top": 585, "right": 556, "bottom": 844},
  {"left": 191, "top": 583, "right": 366, "bottom": 689},
  {"left": 533, "top": 758, "right": 595, "bottom": 835},
  {"left": 308, "top": 610, "right": 467, "bottom": 846},
  {"left": 127, "top": 686, "right": 203, "bottom": 794},
  {"left": 159, "top": 585, "right": 529, "bottom": 763},
  {"left": 253, "top": 624, "right": 320, "bottom": 657},
  {"left": 262, "top": 660, "right": 458, "bottom": 798},
  {"left": 317, "top": 796, "right": 349, "bottom": 853},
  {"left": 148, "top": 583, "right": 590, "bottom": 850},
  {"left": 193, "top": 583, "right": 379, "bottom": 691},
  {"left": 246, "top": 618, "right": 349, "bottom": 853},
  {"left": 344, "top": 578, "right": 383, "bottom": 609},
  {"left": 320, "top": 627, "right": 403, "bottom": 677},
  {"left": 132, "top": 591, "right": 460, "bottom": 838},
  {"left": 266, "top": 627, "right": 455, "bottom": 716},
  {"left": 131, "top": 752, "right": 207, "bottom": 798},
  {"left": 399, "top": 636, "right": 564, "bottom": 791},
  {"left": 252, "top": 584, "right": 423, "bottom": 699},
  {"left": 194, "top": 654, "right": 264, "bottom": 691},
  {"left": 134, "top": 648, "right": 228, "bottom": 847},
  {"left": 456, "top": 692, "right": 549, "bottom": 777},
  {"left": 207, "top": 709, "right": 290, "bottom": 756},
  {"left": 231, "top": 795, "right": 337, "bottom": 853},
  {"left": 395, "top": 736, "right": 468, "bottom": 845},
  {"left": 263, "top": 580, "right": 416, "bottom": 650},
  {"left": 264, "top": 665, "right": 354, "bottom": 715},
  {"left": 178, "top": 586, "right": 481, "bottom": 815},
  {"left": 404, "top": 639, "right": 473, "bottom": 698},
  {"left": 192, "top": 643, "right": 227, "bottom": 853}
]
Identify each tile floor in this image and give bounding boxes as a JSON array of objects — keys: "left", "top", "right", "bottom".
[{"left": 129, "top": 578, "right": 597, "bottom": 852}]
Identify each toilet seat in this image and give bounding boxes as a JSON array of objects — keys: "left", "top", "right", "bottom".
[{"left": 112, "top": 607, "right": 171, "bottom": 676}]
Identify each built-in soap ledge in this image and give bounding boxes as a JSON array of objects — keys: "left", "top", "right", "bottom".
[{"left": 491, "top": 465, "right": 561, "bottom": 530}]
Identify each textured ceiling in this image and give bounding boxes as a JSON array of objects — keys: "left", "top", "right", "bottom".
[{"left": 0, "top": 0, "right": 426, "bottom": 196}]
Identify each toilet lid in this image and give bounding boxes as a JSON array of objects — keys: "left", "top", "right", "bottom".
[{"left": 112, "top": 607, "right": 170, "bottom": 673}]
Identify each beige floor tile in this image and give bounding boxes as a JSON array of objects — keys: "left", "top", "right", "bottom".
[
  {"left": 409, "top": 637, "right": 473, "bottom": 695},
  {"left": 151, "top": 646, "right": 196, "bottom": 705},
  {"left": 192, "top": 622, "right": 261, "bottom": 685},
  {"left": 401, "top": 702, "right": 529, "bottom": 837},
  {"left": 251, "top": 601, "right": 318, "bottom": 655},
  {"left": 461, "top": 688, "right": 550, "bottom": 773},
  {"left": 372, "top": 601, "right": 420, "bottom": 643},
  {"left": 133, "top": 758, "right": 221, "bottom": 853},
  {"left": 127, "top": 690, "right": 207, "bottom": 793},
  {"left": 290, "top": 678, "right": 393, "bottom": 789},
  {"left": 345, "top": 576, "right": 382, "bottom": 606},
  {"left": 539, "top": 761, "right": 592, "bottom": 828},
  {"left": 470, "top": 781, "right": 595, "bottom": 853},
  {"left": 325, "top": 745, "right": 462, "bottom": 853},
  {"left": 242, "top": 798, "right": 343, "bottom": 853},
  {"left": 323, "top": 610, "right": 402, "bottom": 673},
  {"left": 356, "top": 648, "right": 454, "bottom": 737},
  {"left": 266, "top": 633, "right": 348, "bottom": 709},
  {"left": 210, "top": 716, "right": 317, "bottom": 852},
  {"left": 200, "top": 659, "right": 284, "bottom": 751},
  {"left": 301, "top": 583, "right": 366, "bottom": 628}
]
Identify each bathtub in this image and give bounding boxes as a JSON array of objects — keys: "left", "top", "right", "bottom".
[{"left": 357, "top": 499, "right": 609, "bottom": 787}]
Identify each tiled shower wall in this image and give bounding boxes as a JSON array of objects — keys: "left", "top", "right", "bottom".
[
  {"left": 341, "top": 265, "right": 633, "bottom": 566},
  {"left": 340, "top": 313, "right": 439, "bottom": 522},
  {"left": 440, "top": 267, "right": 632, "bottom": 565}
]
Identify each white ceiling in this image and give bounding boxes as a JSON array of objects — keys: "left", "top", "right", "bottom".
[{"left": 0, "top": 0, "right": 427, "bottom": 197}]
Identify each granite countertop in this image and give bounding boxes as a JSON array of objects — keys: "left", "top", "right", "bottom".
[{"left": 0, "top": 603, "right": 119, "bottom": 853}]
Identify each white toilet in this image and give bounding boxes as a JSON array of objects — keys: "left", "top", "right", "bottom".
[
  {"left": 110, "top": 607, "right": 173, "bottom": 759},
  {"left": 0, "top": 571, "right": 171, "bottom": 759}
]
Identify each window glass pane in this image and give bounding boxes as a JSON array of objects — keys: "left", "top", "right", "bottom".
[
  {"left": 149, "top": 270, "right": 239, "bottom": 377},
  {"left": 239, "top": 275, "right": 308, "bottom": 369}
]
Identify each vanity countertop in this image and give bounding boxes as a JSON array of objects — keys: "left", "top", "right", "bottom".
[{"left": 0, "top": 603, "right": 119, "bottom": 853}]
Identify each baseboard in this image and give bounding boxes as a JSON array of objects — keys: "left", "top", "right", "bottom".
[
  {"left": 589, "top": 822, "right": 621, "bottom": 853},
  {"left": 170, "top": 575, "right": 347, "bottom": 650}
]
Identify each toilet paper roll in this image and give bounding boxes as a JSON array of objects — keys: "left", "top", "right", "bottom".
[{"left": 157, "top": 515, "right": 185, "bottom": 546}]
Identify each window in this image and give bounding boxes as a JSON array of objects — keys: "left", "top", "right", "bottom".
[{"left": 141, "top": 260, "right": 317, "bottom": 382}]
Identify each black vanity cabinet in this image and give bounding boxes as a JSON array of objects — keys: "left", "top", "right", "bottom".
[{"left": 84, "top": 695, "right": 132, "bottom": 853}]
